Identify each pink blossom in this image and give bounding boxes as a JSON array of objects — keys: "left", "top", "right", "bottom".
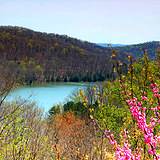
[
  {"left": 150, "top": 83, "right": 157, "bottom": 88},
  {"left": 103, "top": 83, "right": 160, "bottom": 160},
  {"left": 148, "top": 149, "right": 155, "bottom": 155},
  {"left": 126, "top": 84, "right": 160, "bottom": 159},
  {"left": 141, "top": 96, "right": 148, "bottom": 101}
]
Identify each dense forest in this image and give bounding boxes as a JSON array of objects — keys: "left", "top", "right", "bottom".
[
  {"left": 0, "top": 26, "right": 115, "bottom": 84},
  {"left": 0, "top": 26, "right": 159, "bottom": 84}
]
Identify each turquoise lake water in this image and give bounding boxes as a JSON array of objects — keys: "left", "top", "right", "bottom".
[{"left": 6, "top": 83, "right": 88, "bottom": 112}]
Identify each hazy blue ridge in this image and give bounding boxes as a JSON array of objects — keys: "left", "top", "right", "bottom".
[{"left": 97, "top": 43, "right": 126, "bottom": 48}]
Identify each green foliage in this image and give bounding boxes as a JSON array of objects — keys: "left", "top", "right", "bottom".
[
  {"left": 94, "top": 104, "right": 130, "bottom": 137},
  {"left": 63, "top": 101, "right": 88, "bottom": 117},
  {"left": 49, "top": 101, "right": 88, "bottom": 118},
  {"left": 48, "top": 104, "right": 62, "bottom": 117}
]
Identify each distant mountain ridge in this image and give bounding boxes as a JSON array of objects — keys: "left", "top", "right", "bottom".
[{"left": 97, "top": 43, "right": 126, "bottom": 48}]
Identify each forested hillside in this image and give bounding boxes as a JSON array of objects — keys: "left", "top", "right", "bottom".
[
  {"left": 115, "top": 41, "right": 160, "bottom": 59},
  {"left": 0, "top": 26, "right": 159, "bottom": 84},
  {"left": 97, "top": 41, "right": 160, "bottom": 59},
  {"left": 0, "top": 26, "right": 119, "bottom": 84}
]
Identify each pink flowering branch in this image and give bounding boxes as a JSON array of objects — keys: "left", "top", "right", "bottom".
[
  {"left": 91, "top": 118, "right": 141, "bottom": 160},
  {"left": 91, "top": 83, "right": 160, "bottom": 160},
  {"left": 126, "top": 83, "right": 160, "bottom": 160},
  {"left": 104, "top": 130, "right": 141, "bottom": 160}
]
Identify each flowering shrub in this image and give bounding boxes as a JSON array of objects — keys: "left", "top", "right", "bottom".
[
  {"left": 103, "top": 82, "right": 160, "bottom": 160},
  {"left": 104, "top": 130, "right": 141, "bottom": 160}
]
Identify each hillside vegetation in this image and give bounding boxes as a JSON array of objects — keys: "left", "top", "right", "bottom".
[
  {"left": 0, "top": 26, "right": 116, "bottom": 84},
  {"left": 115, "top": 41, "right": 160, "bottom": 59},
  {"left": 1, "top": 26, "right": 159, "bottom": 85}
]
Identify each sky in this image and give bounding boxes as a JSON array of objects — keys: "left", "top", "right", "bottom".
[{"left": 0, "top": 0, "right": 160, "bottom": 44}]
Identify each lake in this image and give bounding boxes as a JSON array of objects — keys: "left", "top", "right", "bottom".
[{"left": 6, "top": 83, "right": 88, "bottom": 113}]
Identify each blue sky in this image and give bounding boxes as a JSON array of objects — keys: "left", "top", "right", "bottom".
[{"left": 0, "top": 0, "right": 160, "bottom": 44}]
